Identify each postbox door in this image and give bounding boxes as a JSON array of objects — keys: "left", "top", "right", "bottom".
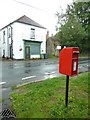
[
  {"left": 72, "top": 59, "right": 78, "bottom": 75},
  {"left": 71, "top": 49, "right": 79, "bottom": 76}
]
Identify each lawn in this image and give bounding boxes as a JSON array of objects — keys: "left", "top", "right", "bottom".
[{"left": 10, "top": 72, "right": 89, "bottom": 118}]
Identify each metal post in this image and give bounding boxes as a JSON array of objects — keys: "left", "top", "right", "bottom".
[{"left": 65, "top": 75, "right": 69, "bottom": 107}]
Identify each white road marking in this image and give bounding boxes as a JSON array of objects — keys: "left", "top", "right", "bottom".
[
  {"left": 45, "top": 71, "right": 56, "bottom": 75},
  {"left": 22, "top": 76, "right": 36, "bottom": 80},
  {"left": 78, "top": 66, "right": 82, "bottom": 69},
  {"left": 14, "top": 66, "right": 24, "bottom": 69},
  {"left": 2, "top": 88, "right": 7, "bottom": 91},
  {"left": 2, "top": 88, "right": 11, "bottom": 91},
  {"left": 0, "top": 82, "right": 6, "bottom": 85},
  {"left": 14, "top": 64, "right": 18, "bottom": 66}
]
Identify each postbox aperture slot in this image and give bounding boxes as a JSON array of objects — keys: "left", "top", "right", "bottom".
[{"left": 73, "top": 51, "right": 79, "bottom": 54}]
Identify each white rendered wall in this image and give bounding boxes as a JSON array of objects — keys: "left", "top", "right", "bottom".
[
  {"left": 31, "top": 55, "right": 40, "bottom": 59},
  {"left": 0, "top": 28, "right": 8, "bottom": 57},
  {"left": 13, "top": 22, "right": 46, "bottom": 59},
  {"left": 0, "top": 32, "right": 1, "bottom": 57},
  {"left": 12, "top": 23, "right": 24, "bottom": 59}
]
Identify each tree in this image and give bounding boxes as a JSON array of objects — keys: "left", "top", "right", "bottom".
[
  {"left": 55, "top": 16, "right": 87, "bottom": 52},
  {"left": 66, "top": 2, "right": 90, "bottom": 53},
  {"left": 55, "top": 2, "right": 89, "bottom": 53},
  {"left": 66, "top": 2, "right": 90, "bottom": 30}
]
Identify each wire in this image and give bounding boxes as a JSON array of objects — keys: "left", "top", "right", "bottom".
[{"left": 13, "top": 0, "right": 55, "bottom": 15}]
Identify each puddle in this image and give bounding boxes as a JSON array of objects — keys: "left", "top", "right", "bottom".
[
  {"left": 24, "top": 69, "right": 31, "bottom": 73},
  {"left": 25, "top": 63, "right": 41, "bottom": 67},
  {"left": 24, "top": 63, "right": 31, "bottom": 67}
]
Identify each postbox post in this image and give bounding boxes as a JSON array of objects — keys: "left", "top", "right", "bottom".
[{"left": 65, "top": 75, "right": 69, "bottom": 107}]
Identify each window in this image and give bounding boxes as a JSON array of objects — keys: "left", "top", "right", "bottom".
[
  {"left": 3, "top": 31, "right": 5, "bottom": 43},
  {"left": 8, "top": 28, "right": 11, "bottom": 38},
  {"left": 30, "top": 28, "right": 35, "bottom": 39}
]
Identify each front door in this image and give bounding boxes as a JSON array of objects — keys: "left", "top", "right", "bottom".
[{"left": 25, "top": 46, "right": 30, "bottom": 59}]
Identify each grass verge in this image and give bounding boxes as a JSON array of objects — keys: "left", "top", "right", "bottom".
[{"left": 10, "top": 72, "right": 89, "bottom": 118}]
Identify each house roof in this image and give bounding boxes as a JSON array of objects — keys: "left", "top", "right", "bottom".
[{"left": 0, "top": 15, "right": 46, "bottom": 30}]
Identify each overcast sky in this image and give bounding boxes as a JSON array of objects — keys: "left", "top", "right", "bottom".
[{"left": 0, "top": 0, "right": 73, "bottom": 35}]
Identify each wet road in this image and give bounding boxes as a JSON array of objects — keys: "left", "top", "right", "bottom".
[
  {"left": 1, "top": 59, "right": 61, "bottom": 88},
  {"left": 1, "top": 59, "right": 89, "bottom": 88},
  {"left": 0, "top": 58, "right": 90, "bottom": 110}
]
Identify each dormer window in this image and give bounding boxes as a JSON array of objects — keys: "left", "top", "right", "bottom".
[{"left": 30, "top": 28, "right": 35, "bottom": 39}]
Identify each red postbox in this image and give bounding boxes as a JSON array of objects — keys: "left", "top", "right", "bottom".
[{"left": 59, "top": 47, "right": 79, "bottom": 76}]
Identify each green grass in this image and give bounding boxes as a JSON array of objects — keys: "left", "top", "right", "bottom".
[{"left": 10, "top": 72, "right": 89, "bottom": 118}]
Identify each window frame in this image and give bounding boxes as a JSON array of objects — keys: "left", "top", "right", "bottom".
[
  {"left": 3, "top": 31, "right": 5, "bottom": 43},
  {"left": 30, "top": 28, "right": 35, "bottom": 39},
  {"left": 8, "top": 28, "right": 11, "bottom": 38}
]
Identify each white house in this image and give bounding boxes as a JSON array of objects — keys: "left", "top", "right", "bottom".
[{"left": 0, "top": 15, "right": 47, "bottom": 59}]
